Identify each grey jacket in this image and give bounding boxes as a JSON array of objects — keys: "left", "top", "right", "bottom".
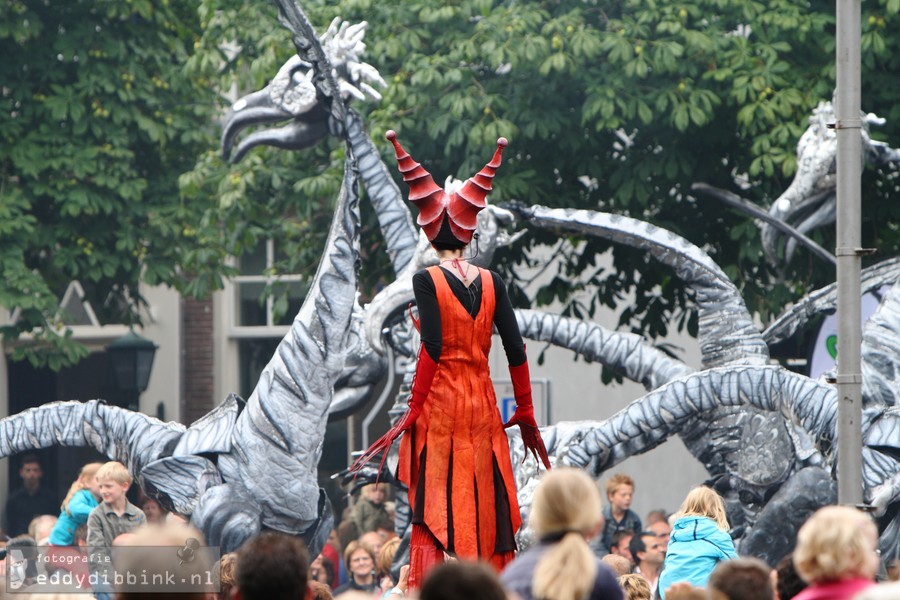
[{"left": 500, "top": 542, "right": 624, "bottom": 600}]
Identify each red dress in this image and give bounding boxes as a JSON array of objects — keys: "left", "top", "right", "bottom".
[{"left": 398, "top": 266, "right": 522, "bottom": 562}]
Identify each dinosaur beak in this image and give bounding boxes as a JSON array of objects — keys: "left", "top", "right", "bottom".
[
  {"left": 221, "top": 86, "right": 291, "bottom": 162},
  {"left": 220, "top": 87, "right": 331, "bottom": 163},
  {"left": 763, "top": 184, "right": 835, "bottom": 264},
  {"left": 221, "top": 54, "right": 335, "bottom": 163},
  {"left": 221, "top": 87, "right": 294, "bottom": 162},
  {"left": 768, "top": 181, "right": 830, "bottom": 230},
  {"left": 762, "top": 113, "right": 838, "bottom": 264}
]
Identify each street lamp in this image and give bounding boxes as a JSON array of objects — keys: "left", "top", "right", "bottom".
[{"left": 105, "top": 329, "right": 158, "bottom": 412}]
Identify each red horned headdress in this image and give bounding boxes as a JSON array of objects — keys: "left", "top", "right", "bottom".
[{"left": 386, "top": 130, "right": 507, "bottom": 245}]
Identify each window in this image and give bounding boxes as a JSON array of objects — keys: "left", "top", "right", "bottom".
[
  {"left": 231, "top": 239, "right": 309, "bottom": 397},
  {"left": 234, "top": 239, "right": 308, "bottom": 328}
]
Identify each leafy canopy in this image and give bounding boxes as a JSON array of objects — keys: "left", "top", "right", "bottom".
[
  {"left": 0, "top": 0, "right": 225, "bottom": 367},
  {"left": 294, "top": 0, "right": 900, "bottom": 351},
  {"left": 6, "top": 0, "right": 900, "bottom": 370}
]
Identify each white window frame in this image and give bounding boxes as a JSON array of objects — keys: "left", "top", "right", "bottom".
[{"left": 228, "top": 239, "right": 305, "bottom": 338}]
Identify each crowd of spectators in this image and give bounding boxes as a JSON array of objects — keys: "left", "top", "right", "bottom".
[
  {"left": 0, "top": 455, "right": 191, "bottom": 599},
  {"left": 0, "top": 457, "right": 897, "bottom": 600},
  {"left": 299, "top": 469, "right": 896, "bottom": 600}
]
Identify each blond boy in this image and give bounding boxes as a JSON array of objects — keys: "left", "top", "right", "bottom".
[
  {"left": 594, "top": 473, "right": 642, "bottom": 557},
  {"left": 86, "top": 461, "right": 146, "bottom": 549},
  {"left": 351, "top": 483, "right": 391, "bottom": 536}
]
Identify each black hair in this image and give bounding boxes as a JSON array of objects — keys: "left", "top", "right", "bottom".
[
  {"left": 19, "top": 454, "right": 40, "bottom": 468},
  {"left": 420, "top": 561, "right": 506, "bottom": 600},
  {"left": 630, "top": 531, "right": 656, "bottom": 559},
  {"left": 431, "top": 240, "right": 467, "bottom": 251},
  {"left": 236, "top": 532, "right": 309, "bottom": 600},
  {"left": 775, "top": 553, "right": 808, "bottom": 600},
  {"left": 429, "top": 215, "right": 468, "bottom": 250},
  {"left": 708, "top": 557, "right": 774, "bottom": 600},
  {"left": 610, "top": 530, "right": 633, "bottom": 551}
]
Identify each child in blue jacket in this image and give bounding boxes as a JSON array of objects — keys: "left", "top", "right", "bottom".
[
  {"left": 49, "top": 462, "right": 103, "bottom": 546},
  {"left": 657, "top": 486, "right": 738, "bottom": 599}
]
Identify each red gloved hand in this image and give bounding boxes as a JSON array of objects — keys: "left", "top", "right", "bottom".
[
  {"left": 350, "top": 347, "right": 438, "bottom": 476},
  {"left": 504, "top": 360, "right": 551, "bottom": 470}
]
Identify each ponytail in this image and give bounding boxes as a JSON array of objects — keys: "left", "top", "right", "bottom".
[
  {"left": 528, "top": 469, "right": 604, "bottom": 600},
  {"left": 532, "top": 531, "right": 597, "bottom": 600},
  {"left": 60, "top": 480, "right": 83, "bottom": 515}
]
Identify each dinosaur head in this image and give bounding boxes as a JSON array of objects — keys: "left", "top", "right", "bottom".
[
  {"left": 221, "top": 18, "right": 385, "bottom": 163},
  {"left": 762, "top": 102, "right": 839, "bottom": 265},
  {"left": 762, "top": 101, "right": 895, "bottom": 265}
]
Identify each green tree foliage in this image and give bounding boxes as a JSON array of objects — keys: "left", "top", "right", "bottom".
[
  {"left": 8, "top": 0, "right": 900, "bottom": 368},
  {"left": 182, "top": 0, "right": 347, "bottom": 314},
  {"left": 0, "top": 0, "right": 223, "bottom": 368},
  {"left": 289, "top": 0, "right": 900, "bottom": 347}
]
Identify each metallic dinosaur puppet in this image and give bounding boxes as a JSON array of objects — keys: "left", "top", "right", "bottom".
[
  {"left": 0, "top": 0, "right": 361, "bottom": 556},
  {"left": 4, "top": 0, "right": 900, "bottom": 573}
]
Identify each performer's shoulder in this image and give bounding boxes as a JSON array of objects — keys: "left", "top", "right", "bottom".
[
  {"left": 413, "top": 269, "right": 438, "bottom": 293},
  {"left": 484, "top": 269, "right": 508, "bottom": 292},
  {"left": 413, "top": 268, "right": 436, "bottom": 282}
]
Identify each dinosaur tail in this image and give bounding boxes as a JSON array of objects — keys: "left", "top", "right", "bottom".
[
  {"left": 515, "top": 204, "right": 769, "bottom": 369},
  {"left": 566, "top": 365, "right": 837, "bottom": 474},
  {"left": 515, "top": 308, "right": 694, "bottom": 391},
  {"left": 0, "top": 399, "right": 183, "bottom": 479}
]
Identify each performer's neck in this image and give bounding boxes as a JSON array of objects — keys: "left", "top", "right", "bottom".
[{"left": 437, "top": 249, "right": 465, "bottom": 261}]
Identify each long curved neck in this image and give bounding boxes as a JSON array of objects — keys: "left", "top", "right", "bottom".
[{"left": 346, "top": 109, "right": 418, "bottom": 274}]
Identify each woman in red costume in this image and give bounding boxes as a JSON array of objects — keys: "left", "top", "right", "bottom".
[{"left": 354, "top": 130, "right": 551, "bottom": 588}]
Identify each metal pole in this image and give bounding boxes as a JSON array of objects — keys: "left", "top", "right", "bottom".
[{"left": 835, "top": 0, "right": 863, "bottom": 505}]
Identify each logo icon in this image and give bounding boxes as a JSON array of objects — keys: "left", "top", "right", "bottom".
[
  {"left": 8, "top": 549, "right": 29, "bottom": 590},
  {"left": 177, "top": 538, "right": 200, "bottom": 565}
]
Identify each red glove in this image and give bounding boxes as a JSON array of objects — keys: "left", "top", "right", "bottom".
[
  {"left": 350, "top": 347, "right": 438, "bottom": 476},
  {"left": 504, "top": 360, "right": 552, "bottom": 470}
]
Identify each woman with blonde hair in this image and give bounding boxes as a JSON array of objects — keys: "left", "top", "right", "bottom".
[
  {"left": 500, "top": 468, "right": 623, "bottom": 600},
  {"left": 377, "top": 536, "right": 402, "bottom": 593},
  {"left": 334, "top": 540, "right": 379, "bottom": 595},
  {"left": 791, "top": 505, "right": 879, "bottom": 600},
  {"left": 657, "top": 486, "right": 737, "bottom": 599}
]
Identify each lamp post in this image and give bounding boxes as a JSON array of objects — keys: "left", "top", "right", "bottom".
[
  {"left": 834, "top": 0, "right": 863, "bottom": 505},
  {"left": 105, "top": 330, "right": 158, "bottom": 412}
]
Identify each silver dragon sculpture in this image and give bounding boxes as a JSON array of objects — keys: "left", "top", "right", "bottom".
[
  {"left": 319, "top": 101, "right": 900, "bottom": 564},
  {"left": 0, "top": 0, "right": 362, "bottom": 556},
  {"left": 760, "top": 101, "right": 900, "bottom": 265},
  {"left": 2, "top": 0, "right": 898, "bottom": 572},
  {"left": 694, "top": 100, "right": 900, "bottom": 267}
]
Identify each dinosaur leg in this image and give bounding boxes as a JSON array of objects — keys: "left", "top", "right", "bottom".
[
  {"left": 738, "top": 466, "right": 836, "bottom": 565},
  {"left": 192, "top": 484, "right": 262, "bottom": 554},
  {"left": 408, "top": 524, "right": 444, "bottom": 589}
]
